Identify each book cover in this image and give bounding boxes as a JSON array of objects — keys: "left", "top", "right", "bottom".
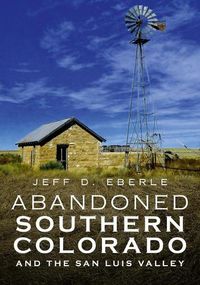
[{"left": 0, "top": 1, "right": 199, "bottom": 285}]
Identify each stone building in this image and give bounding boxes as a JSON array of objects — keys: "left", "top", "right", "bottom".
[{"left": 16, "top": 118, "right": 105, "bottom": 169}]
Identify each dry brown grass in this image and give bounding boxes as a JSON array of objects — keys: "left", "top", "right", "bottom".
[{"left": 0, "top": 165, "right": 199, "bottom": 285}]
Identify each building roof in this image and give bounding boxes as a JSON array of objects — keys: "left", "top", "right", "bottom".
[{"left": 16, "top": 117, "right": 106, "bottom": 146}]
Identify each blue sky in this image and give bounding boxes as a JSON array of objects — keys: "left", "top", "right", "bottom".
[{"left": 0, "top": 0, "right": 199, "bottom": 149}]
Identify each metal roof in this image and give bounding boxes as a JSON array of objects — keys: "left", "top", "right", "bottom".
[{"left": 17, "top": 117, "right": 106, "bottom": 146}]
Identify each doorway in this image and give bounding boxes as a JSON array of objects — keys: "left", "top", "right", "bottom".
[{"left": 56, "top": 144, "right": 68, "bottom": 169}]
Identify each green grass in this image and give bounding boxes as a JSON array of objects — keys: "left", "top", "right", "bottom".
[{"left": 40, "top": 160, "right": 65, "bottom": 170}]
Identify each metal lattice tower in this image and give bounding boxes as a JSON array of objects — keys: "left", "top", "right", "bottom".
[{"left": 124, "top": 5, "right": 166, "bottom": 171}]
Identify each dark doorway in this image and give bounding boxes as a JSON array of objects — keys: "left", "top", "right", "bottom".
[{"left": 56, "top": 144, "right": 68, "bottom": 169}]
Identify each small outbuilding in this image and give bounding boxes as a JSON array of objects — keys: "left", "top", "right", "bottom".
[{"left": 16, "top": 117, "right": 106, "bottom": 169}]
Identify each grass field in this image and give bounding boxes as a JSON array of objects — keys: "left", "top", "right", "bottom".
[
  {"left": 164, "top": 148, "right": 200, "bottom": 159},
  {"left": 0, "top": 150, "right": 19, "bottom": 154},
  {"left": 0, "top": 162, "right": 199, "bottom": 285},
  {"left": 0, "top": 148, "right": 200, "bottom": 158}
]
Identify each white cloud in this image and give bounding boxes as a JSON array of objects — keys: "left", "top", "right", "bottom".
[
  {"left": 41, "top": 21, "right": 96, "bottom": 71},
  {"left": 57, "top": 55, "right": 94, "bottom": 70},
  {"left": 40, "top": 21, "right": 75, "bottom": 55},
  {"left": 163, "top": 2, "right": 200, "bottom": 32},
  {"left": 27, "top": 1, "right": 61, "bottom": 17},
  {"left": 72, "top": 0, "right": 109, "bottom": 6},
  {"left": 56, "top": 31, "right": 200, "bottom": 121},
  {"left": 10, "top": 68, "right": 39, "bottom": 73},
  {"left": 0, "top": 79, "right": 67, "bottom": 104},
  {"left": 87, "top": 35, "right": 117, "bottom": 50},
  {"left": 66, "top": 85, "right": 128, "bottom": 114},
  {"left": 112, "top": 3, "right": 127, "bottom": 11}
]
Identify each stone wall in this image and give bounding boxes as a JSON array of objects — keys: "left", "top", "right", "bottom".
[
  {"left": 40, "top": 124, "right": 100, "bottom": 168},
  {"left": 20, "top": 146, "right": 32, "bottom": 165},
  {"left": 19, "top": 145, "right": 40, "bottom": 167},
  {"left": 99, "top": 152, "right": 137, "bottom": 168}
]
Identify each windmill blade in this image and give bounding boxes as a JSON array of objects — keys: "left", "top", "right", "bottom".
[
  {"left": 138, "top": 5, "right": 143, "bottom": 15},
  {"left": 147, "top": 13, "right": 157, "bottom": 20},
  {"left": 125, "top": 18, "right": 137, "bottom": 26},
  {"left": 147, "top": 23, "right": 158, "bottom": 31},
  {"left": 125, "top": 19, "right": 139, "bottom": 31},
  {"left": 125, "top": 22, "right": 137, "bottom": 29},
  {"left": 125, "top": 10, "right": 140, "bottom": 34},
  {"left": 148, "top": 18, "right": 158, "bottom": 24},
  {"left": 143, "top": 6, "right": 149, "bottom": 16},
  {"left": 125, "top": 18, "right": 137, "bottom": 27},
  {"left": 134, "top": 5, "right": 140, "bottom": 16},
  {"left": 147, "top": 26, "right": 154, "bottom": 32},
  {"left": 148, "top": 19, "right": 159, "bottom": 23},
  {"left": 141, "top": 5, "right": 145, "bottom": 16},
  {"left": 126, "top": 24, "right": 137, "bottom": 31},
  {"left": 130, "top": 25, "right": 140, "bottom": 33},
  {"left": 145, "top": 9, "right": 154, "bottom": 18},
  {"left": 149, "top": 24, "right": 160, "bottom": 30},
  {"left": 125, "top": 14, "right": 135, "bottom": 21},
  {"left": 148, "top": 17, "right": 158, "bottom": 23},
  {"left": 130, "top": 7, "right": 139, "bottom": 18},
  {"left": 126, "top": 22, "right": 137, "bottom": 30},
  {"left": 144, "top": 7, "right": 151, "bottom": 16},
  {"left": 129, "top": 25, "right": 139, "bottom": 33},
  {"left": 125, "top": 15, "right": 137, "bottom": 23},
  {"left": 127, "top": 11, "right": 137, "bottom": 20}
]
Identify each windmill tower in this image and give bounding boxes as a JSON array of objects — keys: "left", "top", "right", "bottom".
[{"left": 124, "top": 5, "right": 166, "bottom": 171}]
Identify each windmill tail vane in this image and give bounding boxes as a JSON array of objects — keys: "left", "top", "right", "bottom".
[{"left": 153, "top": 22, "right": 166, "bottom": 31}]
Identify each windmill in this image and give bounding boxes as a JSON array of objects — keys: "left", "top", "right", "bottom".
[{"left": 124, "top": 5, "right": 166, "bottom": 171}]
